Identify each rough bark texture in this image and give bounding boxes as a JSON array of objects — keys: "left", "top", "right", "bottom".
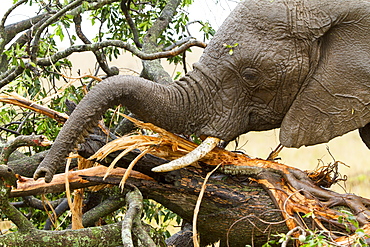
[
  {"left": 4, "top": 137, "right": 292, "bottom": 246},
  {"left": 8, "top": 146, "right": 290, "bottom": 246},
  {"left": 136, "top": 169, "right": 288, "bottom": 246},
  {"left": 0, "top": 222, "right": 123, "bottom": 247}
]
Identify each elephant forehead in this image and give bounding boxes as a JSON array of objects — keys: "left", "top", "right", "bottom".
[
  {"left": 202, "top": 1, "right": 323, "bottom": 63},
  {"left": 211, "top": 0, "right": 333, "bottom": 46}
]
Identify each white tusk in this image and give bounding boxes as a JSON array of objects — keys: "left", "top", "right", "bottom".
[{"left": 151, "top": 137, "right": 221, "bottom": 172}]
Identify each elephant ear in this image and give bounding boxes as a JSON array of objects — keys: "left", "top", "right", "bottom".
[{"left": 279, "top": 5, "right": 370, "bottom": 148}]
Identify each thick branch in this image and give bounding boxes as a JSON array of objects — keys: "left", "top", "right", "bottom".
[
  {"left": 10, "top": 165, "right": 153, "bottom": 198},
  {"left": 36, "top": 39, "right": 205, "bottom": 66},
  {"left": 120, "top": 0, "right": 142, "bottom": 48},
  {"left": 0, "top": 222, "right": 123, "bottom": 246},
  {"left": 122, "top": 187, "right": 157, "bottom": 247},
  {"left": 0, "top": 166, "right": 34, "bottom": 232},
  {"left": 0, "top": 134, "right": 51, "bottom": 165},
  {"left": 144, "top": 0, "right": 181, "bottom": 44},
  {"left": 82, "top": 196, "right": 125, "bottom": 227},
  {"left": 7, "top": 150, "right": 76, "bottom": 178},
  {"left": 0, "top": 199, "right": 35, "bottom": 232},
  {"left": 80, "top": 165, "right": 289, "bottom": 246},
  {"left": 3, "top": 13, "right": 51, "bottom": 45},
  {"left": 121, "top": 187, "right": 141, "bottom": 246},
  {"left": 141, "top": 0, "right": 182, "bottom": 84}
]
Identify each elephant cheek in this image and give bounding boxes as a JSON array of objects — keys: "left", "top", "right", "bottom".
[{"left": 196, "top": 116, "right": 246, "bottom": 142}]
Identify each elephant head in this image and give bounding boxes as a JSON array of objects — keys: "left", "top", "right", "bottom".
[{"left": 34, "top": 0, "right": 370, "bottom": 182}]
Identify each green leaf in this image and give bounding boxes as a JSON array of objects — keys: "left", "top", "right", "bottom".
[
  {"left": 19, "top": 59, "right": 25, "bottom": 68},
  {"left": 55, "top": 25, "right": 65, "bottom": 41},
  {"left": 356, "top": 228, "right": 365, "bottom": 237},
  {"left": 81, "top": 1, "right": 90, "bottom": 11},
  {"left": 28, "top": 61, "right": 37, "bottom": 68}
]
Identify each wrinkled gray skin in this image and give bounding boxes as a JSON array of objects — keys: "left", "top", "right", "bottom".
[{"left": 35, "top": 0, "right": 370, "bottom": 183}]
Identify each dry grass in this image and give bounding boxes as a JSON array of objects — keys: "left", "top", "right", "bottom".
[{"left": 0, "top": 221, "right": 12, "bottom": 233}]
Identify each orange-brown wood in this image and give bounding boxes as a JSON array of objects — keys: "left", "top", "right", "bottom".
[{"left": 11, "top": 165, "right": 154, "bottom": 198}]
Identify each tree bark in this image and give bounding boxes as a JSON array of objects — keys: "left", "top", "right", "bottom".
[
  {"left": 4, "top": 132, "right": 369, "bottom": 246},
  {"left": 9, "top": 148, "right": 289, "bottom": 246},
  {"left": 0, "top": 222, "right": 123, "bottom": 247}
]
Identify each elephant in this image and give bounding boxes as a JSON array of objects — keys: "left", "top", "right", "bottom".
[{"left": 34, "top": 0, "right": 370, "bottom": 182}]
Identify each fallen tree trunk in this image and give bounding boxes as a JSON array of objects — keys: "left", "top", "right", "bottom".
[
  {"left": 2, "top": 117, "right": 370, "bottom": 246},
  {"left": 11, "top": 164, "right": 288, "bottom": 246},
  {"left": 4, "top": 144, "right": 365, "bottom": 246}
]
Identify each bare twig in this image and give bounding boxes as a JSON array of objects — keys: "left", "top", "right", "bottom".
[
  {"left": 281, "top": 226, "right": 305, "bottom": 247},
  {"left": 73, "top": 14, "right": 118, "bottom": 76},
  {"left": 0, "top": 134, "right": 52, "bottom": 165},
  {"left": 193, "top": 163, "right": 222, "bottom": 247},
  {"left": 30, "top": 0, "right": 84, "bottom": 62},
  {"left": 0, "top": 0, "right": 28, "bottom": 28},
  {"left": 185, "top": 20, "right": 202, "bottom": 37}
]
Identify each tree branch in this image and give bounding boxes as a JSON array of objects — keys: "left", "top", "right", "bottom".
[
  {"left": 30, "top": 0, "right": 84, "bottom": 62},
  {"left": 73, "top": 14, "right": 119, "bottom": 76},
  {"left": 0, "top": 65, "right": 25, "bottom": 88},
  {"left": 3, "top": 13, "right": 51, "bottom": 45},
  {"left": 10, "top": 165, "right": 153, "bottom": 198},
  {"left": 0, "top": 0, "right": 28, "bottom": 28},
  {"left": 0, "top": 222, "right": 123, "bottom": 246},
  {"left": 0, "top": 165, "right": 35, "bottom": 232},
  {"left": 122, "top": 187, "right": 157, "bottom": 247},
  {"left": 144, "top": 0, "right": 181, "bottom": 44},
  {"left": 0, "top": 38, "right": 204, "bottom": 88},
  {"left": 82, "top": 195, "right": 125, "bottom": 227},
  {"left": 0, "top": 134, "right": 51, "bottom": 165},
  {"left": 43, "top": 198, "right": 69, "bottom": 230},
  {"left": 36, "top": 39, "right": 205, "bottom": 66},
  {"left": 141, "top": 0, "right": 182, "bottom": 85},
  {"left": 120, "top": 0, "right": 142, "bottom": 48},
  {"left": 68, "top": 0, "right": 121, "bottom": 17}
]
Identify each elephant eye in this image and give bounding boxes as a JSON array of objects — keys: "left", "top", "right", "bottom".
[{"left": 242, "top": 68, "right": 259, "bottom": 82}]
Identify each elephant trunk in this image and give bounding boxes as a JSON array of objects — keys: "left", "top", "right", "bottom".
[{"left": 34, "top": 75, "right": 202, "bottom": 183}]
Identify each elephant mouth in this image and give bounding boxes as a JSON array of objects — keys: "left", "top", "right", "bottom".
[
  {"left": 202, "top": 103, "right": 285, "bottom": 141},
  {"left": 151, "top": 103, "right": 285, "bottom": 173},
  {"left": 246, "top": 105, "right": 285, "bottom": 131}
]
